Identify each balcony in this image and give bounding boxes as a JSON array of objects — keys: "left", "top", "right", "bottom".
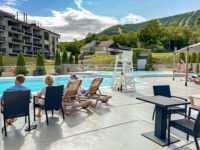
[
  {"left": 12, "top": 38, "right": 24, "bottom": 43},
  {"left": 0, "top": 37, "right": 5, "bottom": 42},
  {"left": 33, "top": 34, "right": 42, "bottom": 38},
  {"left": 26, "top": 51, "right": 33, "bottom": 55},
  {"left": 11, "top": 26, "right": 24, "bottom": 33},
  {"left": 12, "top": 49, "right": 23, "bottom": 54},
  {"left": 0, "top": 25, "right": 5, "bottom": 30},
  {"left": 25, "top": 41, "right": 32, "bottom": 46},
  {"left": 34, "top": 43, "right": 42, "bottom": 47},
  {"left": 25, "top": 31, "right": 32, "bottom": 36},
  {"left": 0, "top": 48, "right": 6, "bottom": 53}
]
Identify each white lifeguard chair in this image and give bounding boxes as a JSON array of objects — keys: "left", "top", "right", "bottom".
[{"left": 112, "top": 51, "right": 136, "bottom": 91}]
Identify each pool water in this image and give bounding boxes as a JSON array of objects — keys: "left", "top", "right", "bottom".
[
  {"left": 96, "top": 71, "right": 171, "bottom": 76},
  {"left": 0, "top": 76, "right": 142, "bottom": 94}
]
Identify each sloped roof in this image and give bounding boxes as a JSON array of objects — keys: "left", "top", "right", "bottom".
[
  {"left": 98, "top": 40, "right": 114, "bottom": 47},
  {"left": 175, "top": 42, "right": 200, "bottom": 53},
  {"left": 81, "top": 42, "right": 92, "bottom": 49}
]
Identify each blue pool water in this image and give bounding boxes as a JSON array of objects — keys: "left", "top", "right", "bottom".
[
  {"left": 96, "top": 71, "right": 171, "bottom": 76},
  {"left": 0, "top": 76, "right": 142, "bottom": 94}
]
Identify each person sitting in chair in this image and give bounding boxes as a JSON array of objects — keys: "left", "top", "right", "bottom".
[
  {"left": 1, "top": 74, "right": 31, "bottom": 124},
  {"left": 35, "top": 75, "right": 55, "bottom": 117},
  {"left": 70, "top": 74, "right": 87, "bottom": 94}
]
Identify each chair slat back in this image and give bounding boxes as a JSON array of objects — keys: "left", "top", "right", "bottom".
[
  {"left": 63, "top": 80, "right": 82, "bottom": 99},
  {"left": 153, "top": 85, "right": 171, "bottom": 98},
  {"left": 86, "top": 78, "right": 103, "bottom": 95},
  {"left": 4, "top": 90, "right": 30, "bottom": 119},
  {"left": 45, "top": 85, "right": 64, "bottom": 110},
  {"left": 194, "top": 111, "right": 200, "bottom": 137}
]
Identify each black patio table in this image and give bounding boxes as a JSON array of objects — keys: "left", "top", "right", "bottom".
[{"left": 136, "top": 95, "right": 190, "bottom": 147}]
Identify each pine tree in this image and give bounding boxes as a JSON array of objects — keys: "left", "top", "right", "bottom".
[
  {"left": 196, "top": 64, "right": 199, "bottom": 73},
  {"left": 15, "top": 52, "right": 27, "bottom": 75},
  {"left": 0, "top": 52, "right": 3, "bottom": 76},
  {"left": 179, "top": 53, "right": 185, "bottom": 63},
  {"left": 55, "top": 50, "right": 62, "bottom": 74},
  {"left": 132, "top": 52, "right": 138, "bottom": 70},
  {"left": 62, "top": 49, "right": 68, "bottom": 64},
  {"left": 145, "top": 53, "right": 153, "bottom": 71},
  {"left": 75, "top": 53, "right": 79, "bottom": 64},
  {"left": 189, "top": 59, "right": 193, "bottom": 72},
  {"left": 191, "top": 53, "right": 197, "bottom": 63},
  {"left": 35, "top": 50, "right": 46, "bottom": 75},
  {"left": 69, "top": 53, "right": 74, "bottom": 64},
  {"left": 196, "top": 53, "right": 200, "bottom": 74}
]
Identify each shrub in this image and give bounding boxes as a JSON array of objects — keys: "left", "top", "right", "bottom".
[
  {"left": 55, "top": 50, "right": 62, "bottom": 74},
  {"left": 132, "top": 52, "right": 138, "bottom": 70},
  {"left": 179, "top": 53, "right": 185, "bottom": 63},
  {"left": 15, "top": 52, "right": 27, "bottom": 75},
  {"left": 75, "top": 53, "right": 79, "bottom": 64},
  {"left": 191, "top": 53, "right": 197, "bottom": 63},
  {"left": 35, "top": 51, "right": 46, "bottom": 75},
  {"left": 196, "top": 64, "right": 199, "bottom": 73},
  {"left": 196, "top": 53, "right": 200, "bottom": 63},
  {"left": 145, "top": 53, "right": 153, "bottom": 71},
  {"left": 62, "top": 49, "right": 69, "bottom": 64},
  {"left": 69, "top": 53, "right": 74, "bottom": 64},
  {"left": 0, "top": 52, "right": 3, "bottom": 76},
  {"left": 189, "top": 59, "right": 193, "bottom": 72}
]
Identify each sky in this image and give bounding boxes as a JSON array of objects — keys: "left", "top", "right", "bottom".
[{"left": 0, "top": 0, "right": 200, "bottom": 41}]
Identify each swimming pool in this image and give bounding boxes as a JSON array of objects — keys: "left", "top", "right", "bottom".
[
  {"left": 0, "top": 76, "right": 142, "bottom": 94},
  {"left": 96, "top": 71, "right": 171, "bottom": 76}
]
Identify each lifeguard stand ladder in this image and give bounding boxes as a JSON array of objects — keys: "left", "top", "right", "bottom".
[{"left": 112, "top": 51, "right": 136, "bottom": 91}]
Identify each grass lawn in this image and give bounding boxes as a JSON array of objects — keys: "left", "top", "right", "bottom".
[
  {"left": 82, "top": 53, "right": 177, "bottom": 64},
  {"left": 3, "top": 56, "right": 54, "bottom": 65},
  {"left": 152, "top": 53, "right": 177, "bottom": 64},
  {"left": 83, "top": 54, "right": 117, "bottom": 64}
]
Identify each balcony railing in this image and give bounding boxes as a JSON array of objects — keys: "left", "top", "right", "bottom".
[
  {"left": 26, "top": 51, "right": 33, "bottom": 55},
  {"left": 25, "top": 41, "right": 32, "bottom": 46},
  {"left": 33, "top": 34, "right": 42, "bottom": 38},
  {"left": 0, "top": 37, "right": 5, "bottom": 42},
  {"left": 34, "top": 43, "right": 42, "bottom": 47},
  {"left": 11, "top": 26, "right": 24, "bottom": 33},
  {"left": 12, "top": 38, "right": 24, "bottom": 43},
  {"left": 25, "top": 31, "right": 32, "bottom": 36},
  {"left": 12, "top": 49, "right": 23, "bottom": 53},
  {"left": 0, "top": 48, "right": 6, "bottom": 53},
  {"left": 0, "top": 25, "right": 5, "bottom": 30}
]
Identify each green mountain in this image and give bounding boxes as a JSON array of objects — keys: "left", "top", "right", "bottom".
[{"left": 99, "top": 10, "right": 200, "bottom": 36}]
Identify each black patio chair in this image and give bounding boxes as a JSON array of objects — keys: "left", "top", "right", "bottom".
[
  {"left": 3, "top": 90, "right": 31, "bottom": 136},
  {"left": 33, "top": 85, "right": 65, "bottom": 125},
  {"left": 168, "top": 110, "right": 200, "bottom": 150},
  {"left": 152, "top": 85, "right": 187, "bottom": 120}
]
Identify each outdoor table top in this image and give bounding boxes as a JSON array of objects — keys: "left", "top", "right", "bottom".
[{"left": 136, "top": 95, "right": 190, "bottom": 108}]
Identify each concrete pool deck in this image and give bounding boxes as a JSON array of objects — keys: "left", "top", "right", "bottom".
[{"left": 3, "top": 77, "right": 200, "bottom": 150}]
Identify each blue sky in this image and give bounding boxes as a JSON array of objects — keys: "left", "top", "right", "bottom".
[{"left": 0, "top": 0, "right": 200, "bottom": 41}]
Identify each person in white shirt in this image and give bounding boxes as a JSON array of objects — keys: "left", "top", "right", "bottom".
[{"left": 35, "top": 75, "right": 55, "bottom": 117}]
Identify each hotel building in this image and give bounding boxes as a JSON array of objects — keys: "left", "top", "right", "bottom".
[{"left": 0, "top": 10, "right": 60, "bottom": 58}]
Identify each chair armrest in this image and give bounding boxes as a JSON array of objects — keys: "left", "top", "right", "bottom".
[
  {"left": 33, "top": 96, "right": 45, "bottom": 100},
  {"left": 169, "top": 110, "right": 197, "bottom": 121},
  {"left": 189, "top": 107, "right": 199, "bottom": 112},
  {"left": 171, "top": 96, "right": 187, "bottom": 101}
]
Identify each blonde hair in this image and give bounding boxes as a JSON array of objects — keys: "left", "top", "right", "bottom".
[{"left": 44, "top": 75, "right": 55, "bottom": 86}]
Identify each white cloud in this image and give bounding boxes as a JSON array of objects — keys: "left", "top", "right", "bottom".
[
  {"left": 1, "top": 0, "right": 27, "bottom": 6},
  {"left": 0, "top": 0, "right": 147, "bottom": 41},
  {"left": 120, "top": 13, "right": 147, "bottom": 24},
  {"left": 74, "top": 0, "right": 83, "bottom": 9}
]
